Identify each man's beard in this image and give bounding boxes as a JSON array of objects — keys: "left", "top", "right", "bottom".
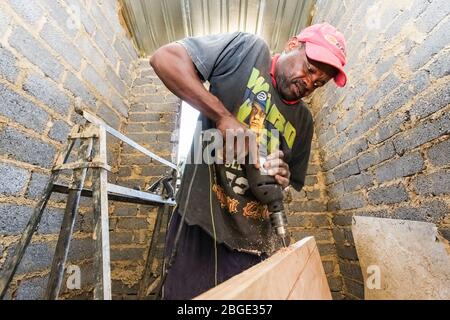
[{"left": 276, "top": 74, "right": 303, "bottom": 101}]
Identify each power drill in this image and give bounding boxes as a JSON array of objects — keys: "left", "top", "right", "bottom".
[
  {"left": 243, "top": 94, "right": 289, "bottom": 247},
  {"left": 246, "top": 160, "right": 289, "bottom": 247}
]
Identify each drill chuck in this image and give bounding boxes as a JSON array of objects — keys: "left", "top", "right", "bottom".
[
  {"left": 269, "top": 211, "right": 288, "bottom": 247},
  {"left": 245, "top": 163, "right": 289, "bottom": 247}
]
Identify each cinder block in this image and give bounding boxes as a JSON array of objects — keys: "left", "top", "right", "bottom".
[
  {"left": 326, "top": 276, "right": 343, "bottom": 292},
  {"left": 82, "top": 65, "right": 109, "bottom": 99},
  {"left": 49, "top": 120, "right": 71, "bottom": 143},
  {"left": 110, "top": 232, "right": 134, "bottom": 245},
  {"left": 17, "top": 242, "right": 55, "bottom": 274},
  {"left": 9, "top": 26, "right": 63, "bottom": 81},
  {"left": 416, "top": 0, "right": 450, "bottom": 33},
  {"left": 0, "top": 82, "right": 49, "bottom": 132},
  {"left": 96, "top": 104, "right": 121, "bottom": 130},
  {"left": 75, "top": 0, "right": 96, "bottom": 35},
  {"left": 341, "top": 82, "right": 368, "bottom": 109},
  {"left": 128, "top": 113, "right": 162, "bottom": 123},
  {"left": 306, "top": 188, "right": 322, "bottom": 200},
  {"left": 23, "top": 71, "right": 70, "bottom": 116},
  {"left": 367, "top": 113, "right": 407, "bottom": 145},
  {"left": 140, "top": 165, "right": 171, "bottom": 177},
  {"left": 287, "top": 214, "right": 312, "bottom": 228},
  {"left": 340, "top": 139, "right": 368, "bottom": 163},
  {"left": 64, "top": 72, "right": 97, "bottom": 110},
  {"left": 304, "top": 175, "right": 318, "bottom": 186},
  {"left": 393, "top": 112, "right": 450, "bottom": 154},
  {"left": 336, "top": 244, "right": 358, "bottom": 260},
  {"left": 119, "top": 62, "right": 132, "bottom": 85},
  {"left": 427, "top": 52, "right": 450, "bottom": 79},
  {"left": 117, "top": 217, "right": 149, "bottom": 230},
  {"left": 323, "top": 155, "right": 340, "bottom": 172},
  {"left": 340, "top": 261, "right": 364, "bottom": 282},
  {"left": 322, "top": 260, "right": 336, "bottom": 275},
  {"left": 336, "top": 108, "right": 358, "bottom": 132},
  {"left": 346, "top": 110, "right": 380, "bottom": 141},
  {"left": 363, "top": 74, "right": 401, "bottom": 111},
  {"left": 412, "top": 170, "right": 450, "bottom": 196},
  {"left": 333, "top": 159, "right": 360, "bottom": 181},
  {"left": 111, "top": 92, "right": 128, "bottom": 117},
  {"left": 114, "top": 40, "right": 132, "bottom": 66},
  {"left": 40, "top": 22, "right": 82, "bottom": 70},
  {"left": 0, "top": 203, "right": 33, "bottom": 235},
  {"left": 107, "top": 66, "right": 126, "bottom": 97},
  {"left": 0, "top": 162, "right": 29, "bottom": 196},
  {"left": 391, "top": 199, "right": 448, "bottom": 223},
  {"left": 374, "top": 56, "right": 396, "bottom": 78},
  {"left": 329, "top": 181, "right": 344, "bottom": 198},
  {"left": 0, "top": 8, "right": 12, "bottom": 35},
  {"left": 67, "top": 238, "right": 95, "bottom": 262},
  {"left": 110, "top": 247, "right": 145, "bottom": 261},
  {"left": 9, "top": 0, "right": 43, "bottom": 26},
  {"left": 77, "top": 34, "right": 103, "bottom": 67},
  {"left": 0, "top": 127, "right": 56, "bottom": 168},
  {"left": 368, "top": 184, "right": 409, "bottom": 205},
  {"left": 0, "top": 45, "right": 19, "bottom": 83},
  {"left": 317, "top": 243, "right": 336, "bottom": 256},
  {"left": 15, "top": 275, "right": 48, "bottom": 300},
  {"left": 37, "top": 207, "right": 64, "bottom": 234},
  {"left": 427, "top": 138, "right": 450, "bottom": 167},
  {"left": 377, "top": 82, "right": 413, "bottom": 119},
  {"left": 343, "top": 278, "right": 364, "bottom": 299},
  {"left": 408, "top": 18, "right": 450, "bottom": 70},
  {"left": 89, "top": 2, "right": 114, "bottom": 40},
  {"left": 339, "top": 193, "right": 366, "bottom": 210},
  {"left": 39, "top": 0, "right": 78, "bottom": 38},
  {"left": 145, "top": 102, "right": 179, "bottom": 113},
  {"left": 333, "top": 213, "right": 353, "bottom": 226},
  {"left": 94, "top": 30, "right": 117, "bottom": 66},
  {"left": 375, "top": 152, "right": 424, "bottom": 183},
  {"left": 26, "top": 172, "right": 50, "bottom": 199},
  {"left": 410, "top": 82, "right": 450, "bottom": 120},
  {"left": 343, "top": 173, "right": 373, "bottom": 193},
  {"left": 288, "top": 200, "right": 327, "bottom": 213}
]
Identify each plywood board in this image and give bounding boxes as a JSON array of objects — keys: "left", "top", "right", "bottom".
[
  {"left": 195, "top": 237, "right": 332, "bottom": 300},
  {"left": 352, "top": 216, "right": 450, "bottom": 300}
]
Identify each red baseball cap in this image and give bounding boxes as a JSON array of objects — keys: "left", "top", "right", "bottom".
[{"left": 297, "top": 23, "right": 348, "bottom": 87}]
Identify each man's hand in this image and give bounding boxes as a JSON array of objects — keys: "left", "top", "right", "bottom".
[
  {"left": 216, "top": 115, "right": 260, "bottom": 168},
  {"left": 264, "top": 151, "right": 290, "bottom": 189}
]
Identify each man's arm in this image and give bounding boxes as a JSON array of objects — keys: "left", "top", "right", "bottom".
[
  {"left": 150, "top": 43, "right": 243, "bottom": 134},
  {"left": 150, "top": 42, "right": 258, "bottom": 165}
]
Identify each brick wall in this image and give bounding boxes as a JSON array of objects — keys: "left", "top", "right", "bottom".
[
  {"left": 2, "top": 0, "right": 449, "bottom": 301},
  {"left": 309, "top": 0, "right": 450, "bottom": 299},
  {"left": 108, "top": 59, "right": 180, "bottom": 299},
  {"left": 285, "top": 136, "right": 343, "bottom": 299},
  {"left": 0, "top": 0, "right": 138, "bottom": 299}
]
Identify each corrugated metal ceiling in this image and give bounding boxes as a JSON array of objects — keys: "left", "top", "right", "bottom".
[{"left": 119, "top": 0, "right": 316, "bottom": 56}]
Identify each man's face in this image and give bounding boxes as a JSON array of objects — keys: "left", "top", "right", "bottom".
[{"left": 275, "top": 39, "right": 337, "bottom": 101}]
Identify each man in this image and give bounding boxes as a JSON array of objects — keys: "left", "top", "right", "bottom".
[{"left": 150, "top": 23, "right": 347, "bottom": 299}]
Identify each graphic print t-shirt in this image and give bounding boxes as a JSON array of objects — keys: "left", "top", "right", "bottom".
[{"left": 176, "top": 32, "right": 313, "bottom": 255}]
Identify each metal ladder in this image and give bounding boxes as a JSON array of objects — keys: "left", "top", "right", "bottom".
[{"left": 0, "top": 108, "right": 177, "bottom": 300}]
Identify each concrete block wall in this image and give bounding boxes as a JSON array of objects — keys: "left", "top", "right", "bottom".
[
  {"left": 108, "top": 59, "right": 180, "bottom": 300},
  {"left": 286, "top": 136, "right": 343, "bottom": 299},
  {"left": 0, "top": 0, "right": 138, "bottom": 299},
  {"left": 310, "top": 0, "right": 450, "bottom": 299}
]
